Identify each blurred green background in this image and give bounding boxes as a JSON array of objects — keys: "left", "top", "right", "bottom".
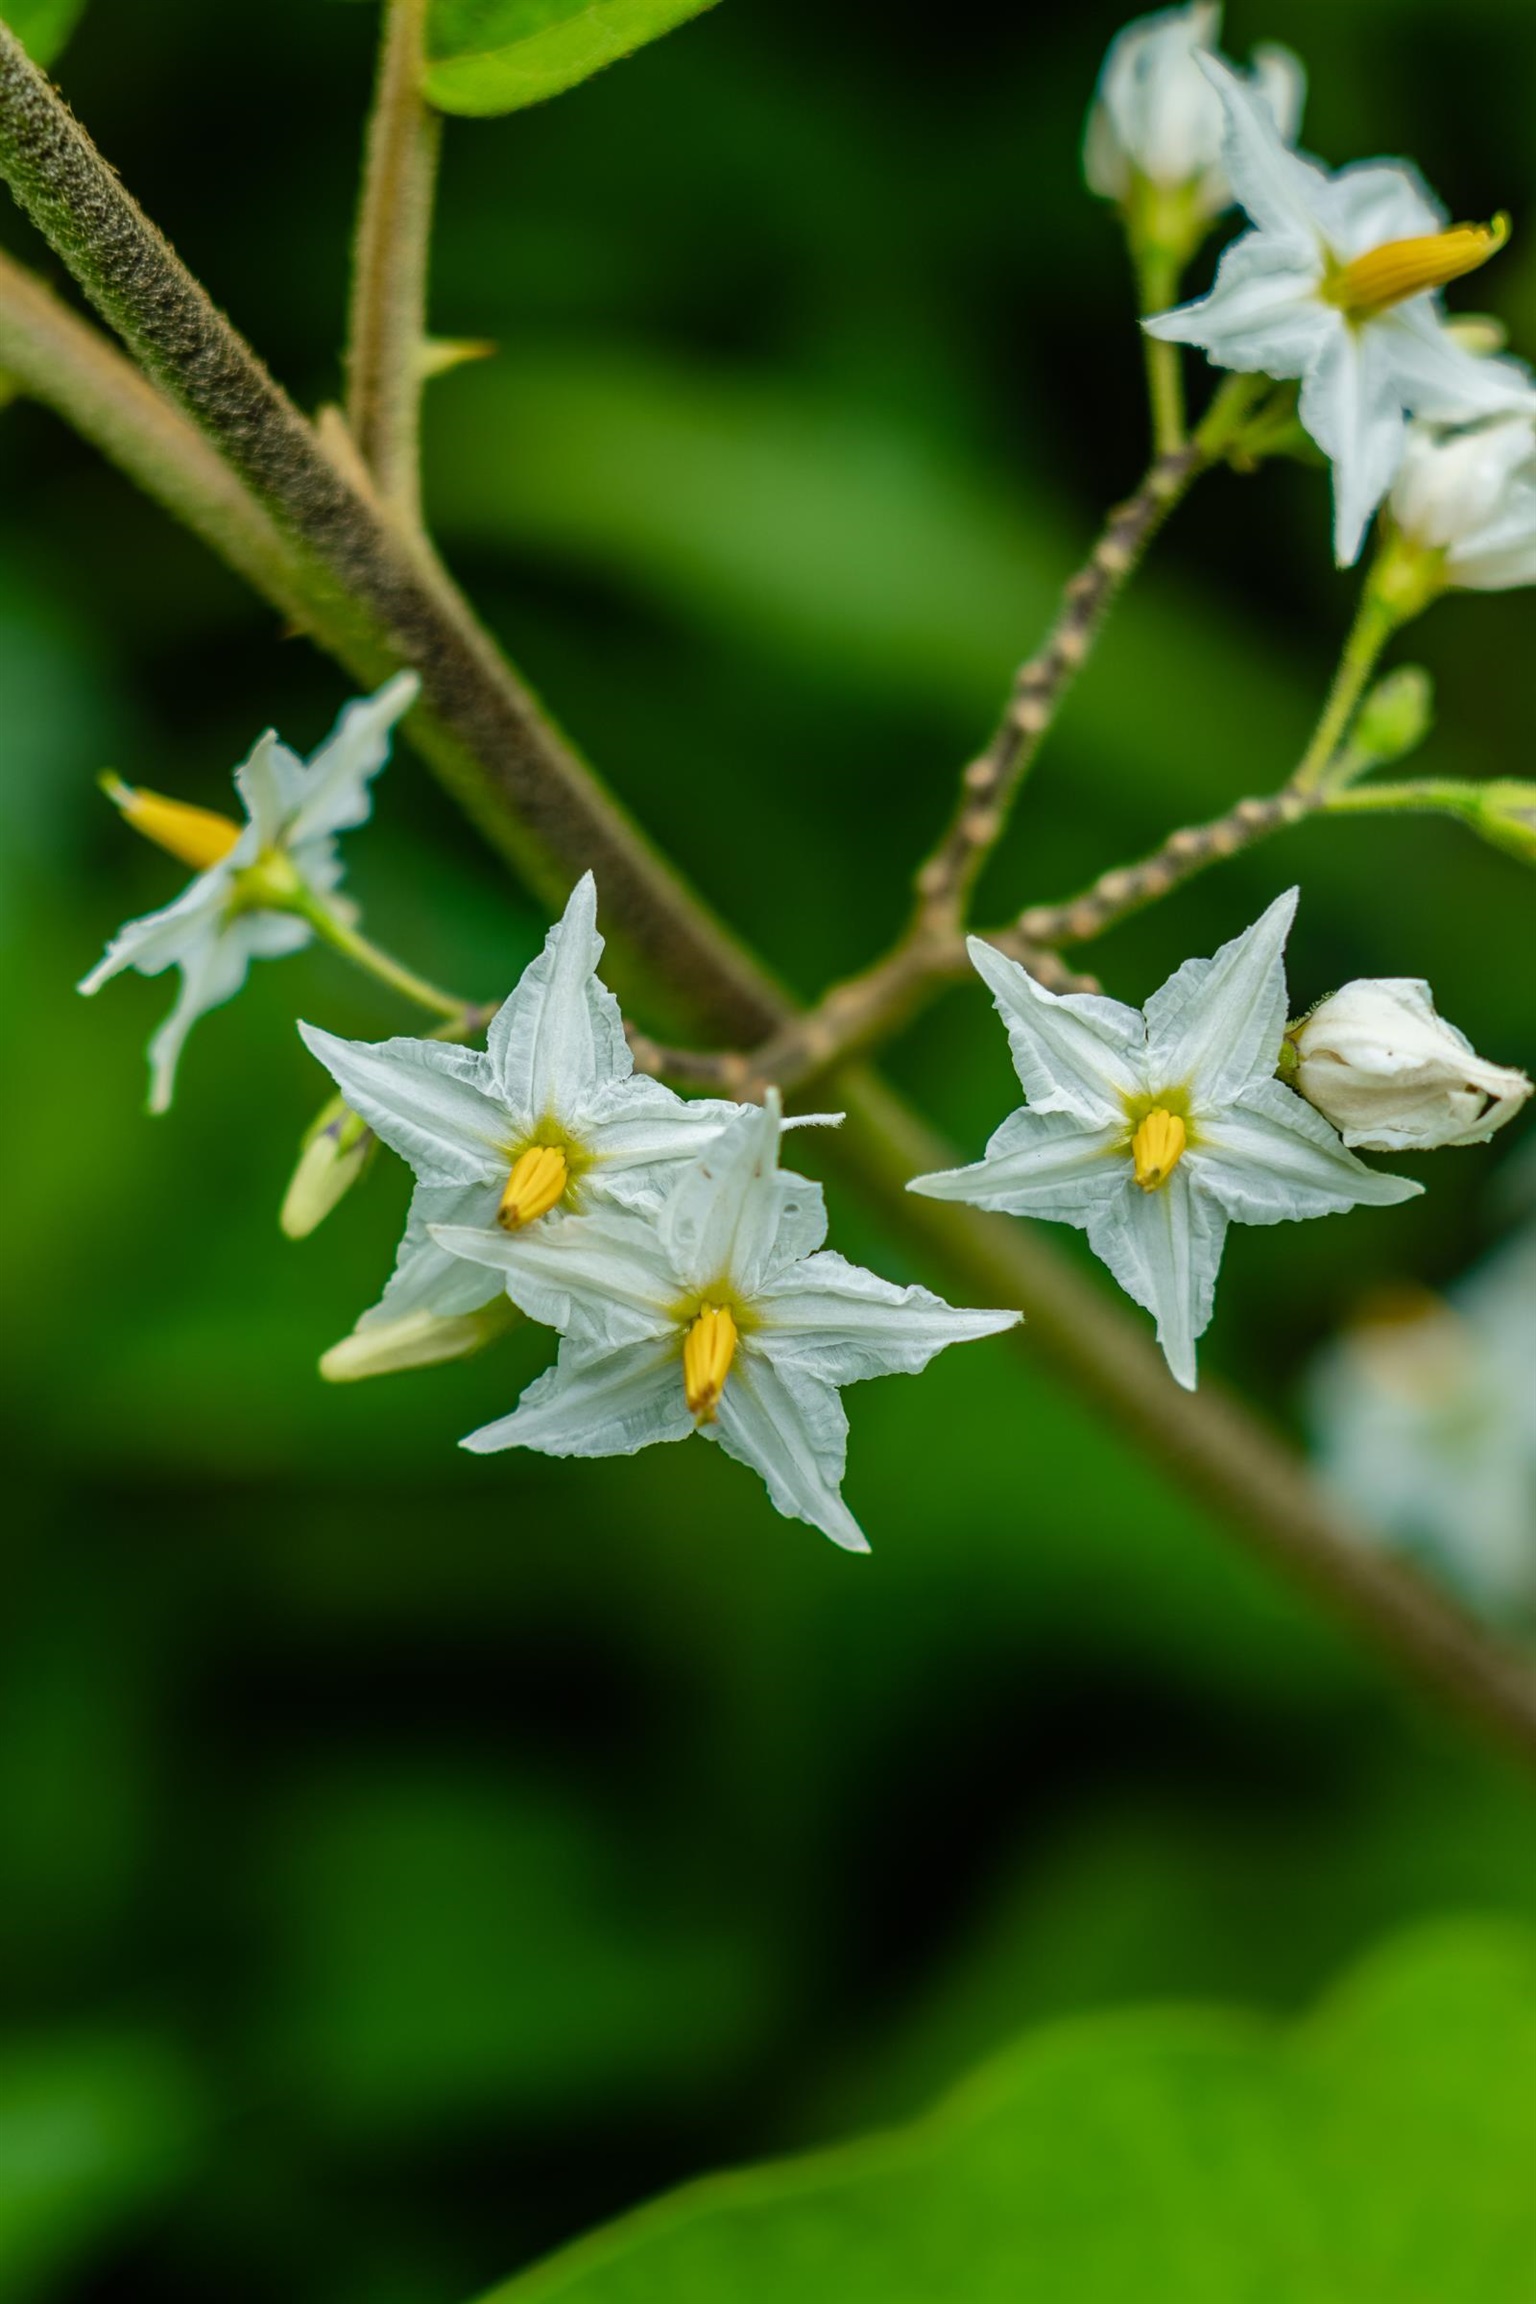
[{"left": 2, "top": 0, "right": 1534, "bottom": 2296}]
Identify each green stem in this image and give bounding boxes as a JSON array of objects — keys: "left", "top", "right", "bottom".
[
  {"left": 1324, "top": 778, "right": 1479, "bottom": 823},
  {"left": 1291, "top": 588, "right": 1401, "bottom": 795},
  {"left": 346, "top": 0, "right": 441, "bottom": 525},
  {"left": 1137, "top": 248, "right": 1186, "bottom": 457},
  {"left": 298, "top": 896, "right": 470, "bottom": 1020}
]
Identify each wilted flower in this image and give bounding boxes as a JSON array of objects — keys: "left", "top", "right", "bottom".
[
  {"left": 1084, "top": 3, "right": 1304, "bottom": 242},
  {"left": 301, "top": 874, "right": 755, "bottom": 1377},
  {"left": 1291, "top": 979, "right": 1532, "bottom": 1150},
  {"left": 430, "top": 1093, "right": 1019, "bottom": 1551},
  {"left": 1389, "top": 410, "right": 1536, "bottom": 591},
  {"left": 1309, "top": 1231, "right": 1536, "bottom": 1621},
  {"left": 1144, "top": 60, "right": 1534, "bottom": 564},
  {"left": 907, "top": 892, "right": 1419, "bottom": 1390},
  {"left": 80, "top": 674, "right": 418, "bottom": 1111}
]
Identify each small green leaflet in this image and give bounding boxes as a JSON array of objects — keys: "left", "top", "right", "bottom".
[
  {"left": 424, "top": 0, "right": 723, "bottom": 118},
  {"left": 4, "top": 0, "right": 91, "bottom": 67},
  {"left": 472, "top": 1922, "right": 1536, "bottom": 2301}
]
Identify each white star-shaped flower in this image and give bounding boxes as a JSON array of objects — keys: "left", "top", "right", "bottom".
[
  {"left": 427, "top": 1091, "right": 1019, "bottom": 1550},
  {"left": 300, "top": 873, "right": 755, "bottom": 1375},
  {"left": 1144, "top": 59, "right": 1534, "bottom": 564},
  {"left": 1389, "top": 410, "right": 1536, "bottom": 591},
  {"left": 79, "top": 674, "right": 419, "bottom": 1111},
  {"left": 907, "top": 891, "right": 1420, "bottom": 1390}
]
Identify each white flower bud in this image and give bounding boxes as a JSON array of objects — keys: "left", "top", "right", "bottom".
[
  {"left": 1292, "top": 980, "right": 1532, "bottom": 1151},
  {"left": 280, "top": 1094, "right": 374, "bottom": 1239},
  {"left": 320, "top": 1298, "right": 518, "bottom": 1382},
  {"left": 1084, "top": 4, "right": 1305, "bottom": 225},
  {"left": 1389, "top": 413, "right": 1536, "bottom": 592}
]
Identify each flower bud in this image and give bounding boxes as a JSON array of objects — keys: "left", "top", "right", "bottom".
[
  {"left": 1348, "top": 665, "right": 1433, "bottom": 769},
  {"left": 1388, "top": 412, "right": 1536, "bottom": 593},
  {"left": 1084, "top": 5, "right": 1305, "bottom": 251},
  {"left": 1291, "top": 979, "right": 1532, "bottom": 1151},
  {"left": 320, "top": 1298, "right": 518, "bottom": 1382},
  {"left": 1473, "top": 781, "right": 1536, "bottom": 864},
  {"left": 280, "top": 1095, "right": 375, "bottom": 1239}
]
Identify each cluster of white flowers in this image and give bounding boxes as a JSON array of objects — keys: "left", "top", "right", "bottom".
[
  {"left": 1309, "top": 1228, "right": 1536, "bottom": 1623},
  {"left": 1094, "top": 4, "right": 1536, "bottom": 567},
  {"left": 75, "top": 18, "right": 1535, "bottom": 1538},
  {"left": 301, "top": 876, "right": 1020, "bottom": 1549}
]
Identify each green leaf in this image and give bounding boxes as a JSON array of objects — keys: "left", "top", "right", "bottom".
[
  {"left": 424, "top": 0, "right": 723, "bottom": 118},
  {"left": 4, "top": 0, "right": 92, "bottom": 68},
  {"left": 475, "top": 1922, "right": 1536, "bottom": 2301}
]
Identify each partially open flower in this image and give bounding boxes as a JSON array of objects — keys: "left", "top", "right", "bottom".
[
  {"left": 1084, "top": 3, "right": 1305, "bottom": 250},
  {"left": 1389, "top": 410, "right": 1536, "bottom": 591},
  {"left": 1291, "top": 979, "right": 1532, "bottom": 1150}
]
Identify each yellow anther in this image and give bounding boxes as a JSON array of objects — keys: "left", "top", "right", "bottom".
[
  {"left": 497, "top": 1143, "right": 569, "bottom": 1230},
  {"left": 102, "top": 772, "right": 242, "bottom": 871},
  {"left": 1324, "top": 215, "right": 1510, "bottom": 320},
  {"left": 1131, "top": 1107, "right": 1187, "bottom": 1192},
  {"left": 683, "top": 1303, "right": 738, "bottom": 1423}
]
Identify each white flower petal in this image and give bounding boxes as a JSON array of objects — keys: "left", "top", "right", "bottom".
[
  {"left": 966, "top": 937, "right": 1144, "bottom": 1123},
  {"left": 582, "top": 1076, "right": 745, "bottom": 1184},
  {"left": 1194, "top": 1078, "right": 1422, "bottom": 1221},
  {"left": 146, "top": 920, "right": 265, "bottom": 1114},
  {"left": 485, "top": 872, "right": 630, "bottom": 1126},
  {"left": 1199, "top": 52, "right": 1329, "bottom": 242},
  {"left": 709, "top": 1353, "right": 867, "bottom": 1552},
  {"left": 233, "top": 728, "right": 305, "bottom": 846},
  {"left": 1145, "top": 888, "right": 1297, "bottom": 1108},
  {"left": 1086, "top": 1169, "right": 1227, "bottom": 1390},
  {"left": 753, "top": 1250, "right": 1018, "bottom": 1384},
  {"left": 284, "top": 673, "right": 418, "bottom": 847},
  {"left": 362, "top": 1179, "right": 509, "bottom": 1323},
  {"left": 1298, "top": 325, "right": 1407, "bottom": 565},
  {"left": 657, "top": 1093, "right": 826, "bottom": 1295},
  {"left": 1313, "top": 159, "right": 1444, "bottom": 255},
  {"left": 1144, "top": 233, "right": 1328, "bottom": 375},
  {"left": 77, "top": 863, "right": 238, "bottom": 993},
  {"left": 298, "top": 1023, "right": 507, "bottom": 1184},
  {"left": 907, "top": 1105, "right": 1127, "bottom": 1226},
  {"left": 1376, "top": 302, "right": 1536, "bottom": 425},
  {"left": 461, "top": 1336, "right": 693, "bottom": 1460},
  {"left": 430, "top": 1205, "right": 677, "bottom": 1342}
]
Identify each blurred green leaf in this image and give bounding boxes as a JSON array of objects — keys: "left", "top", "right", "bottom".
[
  {"left": 481, "top": 1923, "right": 1536, "bottom": 2301},
  {"left": 0, "top": 2036, "right": 200, "bottom": 2300},
  {"left": 4, "top": 0, "right": 91, "bottom": 66},
  {"left": 425, "top": 0, "right": 723, "bottom": 117}
]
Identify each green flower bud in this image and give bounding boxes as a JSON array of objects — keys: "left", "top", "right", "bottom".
[
  {"left": 1473, "top": 781, "right": 1536, "bottom": 864},
  {"left": 1351, "top": 666, "right": 1434, "bottom": 768}
]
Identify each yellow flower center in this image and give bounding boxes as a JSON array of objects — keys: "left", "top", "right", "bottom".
[
  {"left": 1131, "top": 1107, "right": 1187, "bottom": 1192},
  {"left": 683, "top": 1303, "right": 738, "bottom": 1423},
  {"left": 103, "top": 773, "right": 243, "bottom": 872},
  {"left": 1322, "top": 215, "right": 1510, "bottom": 320},
  {"left": 498, "top": 1143, "right": 569, "bottom": 1229}
]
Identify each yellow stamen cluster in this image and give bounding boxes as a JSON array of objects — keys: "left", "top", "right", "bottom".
[
  {"left": 498, "top": 1143, "right": 569, "bottom": 1230},
  {"left": 104, "top": 773, "right": 243, "bottom": 872},
  {"left": 1131, "top": 1108, "right": 1187, "bottom": 1192},
  {"left": 684, "top": 1303, "right": 738, "bottom": 1423},
  {"left": 1324, "top": 215, "right": 1510, "bottom": 320}
]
